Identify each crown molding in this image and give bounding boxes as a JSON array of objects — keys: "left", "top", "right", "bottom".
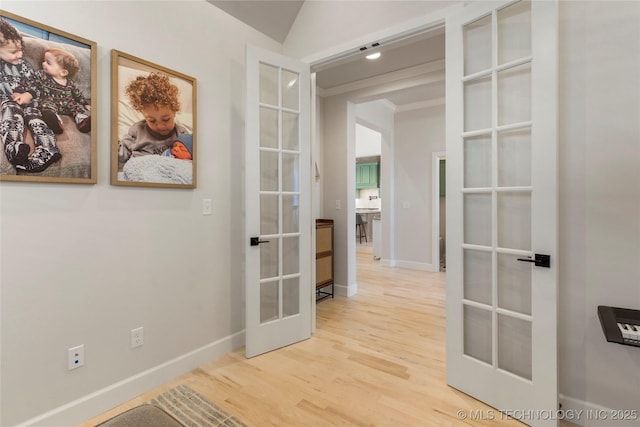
[
  {"left": 395, "top": 97, "right": 445, "bottom": 113},
  {"left": 317, "top": 59, "right": 445, "bottom": 99}
]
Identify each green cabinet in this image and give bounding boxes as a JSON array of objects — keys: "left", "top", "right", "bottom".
[{"left": 356, "top": 163, "right": 379, "bottom": 189}]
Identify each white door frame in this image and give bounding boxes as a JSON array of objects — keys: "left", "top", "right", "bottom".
[
  {"left": 310, "top": 71, "right": 318, "bottom": 332},
  {"left": 432, "top": 151, "right": 446, "bottom": 272}
]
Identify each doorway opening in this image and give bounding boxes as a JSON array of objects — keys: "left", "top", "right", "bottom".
[
  {"left": 355, "top": 123, "right": 382, "bottom": 267},
  {"left": 312, "top": 25, "right": 445, "bottom": 298},
  {"left": 433, "top": 152, "right": 446, "bottom": 272}
]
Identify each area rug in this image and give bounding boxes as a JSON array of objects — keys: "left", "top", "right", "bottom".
[
  {"left": 96, "top": 404, "right": 182, "bottom": 427},
  {"left": 148, "top": 384, "right": 248, "bottom": 427}
]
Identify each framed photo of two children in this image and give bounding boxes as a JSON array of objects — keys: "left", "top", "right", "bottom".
[
  {"left": 111, "top": 50, "right": 197, "bottom": 189},
  {"left": 0, "top": 11, "right": 97, "bottom": 184}
]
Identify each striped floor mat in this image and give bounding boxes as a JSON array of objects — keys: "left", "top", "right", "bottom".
[{"left": 149, "top": 385, "right": 248, "bottom": 427}]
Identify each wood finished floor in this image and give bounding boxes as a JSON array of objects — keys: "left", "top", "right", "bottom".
[{"left": 81, "top": 242, "right": 572, "bottom": 427}]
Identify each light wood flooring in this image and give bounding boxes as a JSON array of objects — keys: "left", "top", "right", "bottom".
[{"left": 81, "top": 243, "right": 571, "bottom": 427}]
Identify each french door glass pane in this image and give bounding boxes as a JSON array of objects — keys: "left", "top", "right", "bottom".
[
  {"left": 281, "top": 69, "right": 299, "bottom": 110},
  {"left": 282, "top": 111, "right": 299, "bottom": 151},
  {"left": 464, "top": 76, "right": 492, "bottom": 131},
  {"left": 260, "top": 238, "right": 279, "bottom": 279},
  {"left": 260, "top": 280, "right": 279, "bottom": 323},
  {"left": 282, "top": 153, "right": 299, "bottom": 192},
  {"left": 498, "top": 129, "right": 531, "bottom": 187},
  {"left": 259, "top": 63, "right": 278, "bottom": 106},
  {"left": 260, "top": 107, "right": 278, "bottom": 149},
  {"left": 498, "top": 314, "right": 532, "bottom": 380},
  {"left": 260, "top": 194, "right": 278, "bottom": 235},
  {"left": 463, "top": 249, "right": 492, "bottom": 305},
  {"left": 498, "top": 253, "right": 532, "bottom": 315},
  {"left": 464, "top": 135, "right": 492, "bottom": 188},
  {"left": 498, "top": 0, "right": 531, "bottom": 65},
  {"left": 497, "top": 192, "right": 531, "bottom": 251},
  {"left": 498, "top": 63, "right": 531, "bottom": 126},
  {"left": 464, "top": 14, "right": 492, "bottom": 76},
  {"left": 283, "top": 277, "right": 300, "bottom": 317},
  {"left": 260, "top": 151, "right": 278, "bottom": 191},
  {"left": 464, "top": 305, "right": 492, "bottom": 364},
  {"left": 253, "top": 52, "right": 309, "bottom": 357},
  {"left": 457, "top": 0, "right": 545, "bottom": 394},
  {"left": 282, "top": 236, "right": 299, "bottom": 275},
  {"left": 464, "top": 193, "right": 492, "bottom": 246},
  {"left": 282, "top": 194, "right": 299, "bottom": 233}
]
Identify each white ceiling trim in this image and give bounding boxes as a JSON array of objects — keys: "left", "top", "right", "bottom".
[
  {"left": 395, "top": 97, "right": 445, "bottom": 113},
  {"left": 316, "top": 59, "right": 445, "bottom": 99},
  {"left": 309, "top": 23, "right": 445, "bottom": 72}
]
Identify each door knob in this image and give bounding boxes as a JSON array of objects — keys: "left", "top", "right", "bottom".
[
  {"left": 250, "top": 237, "right": 270, "bottom": 246},
  {"left": 517, "top": 253, "right": 550, "bottom": 268}
]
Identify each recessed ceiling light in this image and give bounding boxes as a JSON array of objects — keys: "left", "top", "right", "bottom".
[{"left": 366, "top": 52, "right": 381, "bottom": 60}]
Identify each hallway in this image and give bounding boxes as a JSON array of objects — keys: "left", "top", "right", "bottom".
[{"left": 83, "top": 252, "right": 530, "bottom": 427}]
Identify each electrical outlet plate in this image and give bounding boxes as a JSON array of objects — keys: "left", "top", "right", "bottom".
[
  {"left": 131, "top": 327, "right": 144, "bottom": 348},
  {"left": 68, "top": 345, "right": 85, "bottom": 370}
]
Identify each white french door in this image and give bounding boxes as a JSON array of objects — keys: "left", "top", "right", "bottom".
[
  {"left": 445, "top": 1, "right": 558, "bottom": 425},
  {"left": 245, "top": 45, "right": 312, "bottom": 358}
]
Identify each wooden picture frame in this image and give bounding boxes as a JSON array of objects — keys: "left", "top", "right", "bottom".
[
  {"left": 110, "top": 50, "right": 197, "bottom": 188},
  {"left": 0, "top": 11, "right": 97, "bottom": 184}
]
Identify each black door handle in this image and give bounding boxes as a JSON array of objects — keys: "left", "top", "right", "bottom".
[
  {"left": 517, "top": 253, "right": 550, "bottom": 268},
  {"left": 250, "top": 237, "right": 270, "bottom": 246}
]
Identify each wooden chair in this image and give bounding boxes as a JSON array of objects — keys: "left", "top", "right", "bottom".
[{"left": 356, "top": 213, "right": 368, "bottom": 243}]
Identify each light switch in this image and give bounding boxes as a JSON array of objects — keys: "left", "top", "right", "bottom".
[{"left": 202, "top": 198, "right": 212, "bottom": 215}]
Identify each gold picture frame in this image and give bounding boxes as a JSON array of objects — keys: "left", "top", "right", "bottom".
[
  {"left": 0, "top": 11, "right": 97, "bottom": 184},
  {"left": 110, "top": 49, "right": 197, "bottom": 188}
]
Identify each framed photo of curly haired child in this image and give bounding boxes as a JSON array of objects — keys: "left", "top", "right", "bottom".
[
  {"left": 0, "top": 11, "right": 97, "bottom": 184},
  {"left": 110, "top": 49, "right": 197, "bottom": 188}
]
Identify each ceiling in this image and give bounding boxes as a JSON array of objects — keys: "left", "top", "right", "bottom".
[
  {"left": 314, "top": 29, "right": 445, "bottom": 107},
  {"left": 207, "top": 0, "right": 304, "bottom": 43},
  {"left": 208, "top": 0, "right": 445, "bottom": 108}
]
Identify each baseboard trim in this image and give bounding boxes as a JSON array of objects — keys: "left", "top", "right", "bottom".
[
  {"left": 379, "top": 258, "right": 439, "bottom": 272},
  {"left": 333, "top": 283, "right": 356, "bottom": 297},
  {"left": 380, "top": 259, "right": 439, "bottom": 272},
  {"left": 380, "top": 258, "right": 395, "bottom": 267},
  {"left": 559, "top": 393, "right": 637, "bottom": 427},
  {"left": 15, "top": 331, "right": 245, "bottom": 427},
  {"left": 394, "top": 260, "right": 439, "bottom": 272}
]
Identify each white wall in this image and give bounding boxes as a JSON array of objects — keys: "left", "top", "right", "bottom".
[
  {"left": 319, "top": 95, "right": 352, "bottom": 293},
  {"left": 558, "top": 1, "right": 640, "bottom": 422},
  {"left": 355, "top": 123, "right": 381, "bottom": 158},
  {"left": 394, "top": 104, "right": 445, "bottom": 270},
  {"left": 0, "top": 2, "right": 281, "bottom": 426}
]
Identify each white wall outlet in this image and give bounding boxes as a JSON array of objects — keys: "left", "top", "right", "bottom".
[
  {"left": 68, "top": 345, "right": 85, "bottom": 370},
  {"left": 202, "top": 198, "right": 212, "bottom": 215},
  {"left": 335, "top": 199, "right": 341, "bottom": 210},
  {"left": 131, "top": 327, "right": 144, "bottom": 348}
]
